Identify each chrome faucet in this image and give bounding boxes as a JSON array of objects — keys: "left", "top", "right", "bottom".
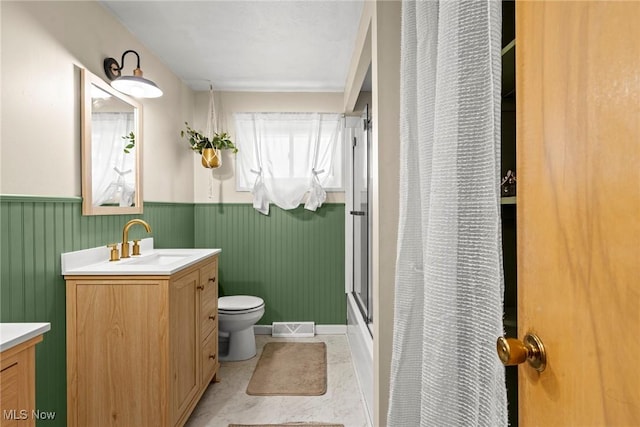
[{"left": 121, "top": 219, "right": 151, "bottom": 258}]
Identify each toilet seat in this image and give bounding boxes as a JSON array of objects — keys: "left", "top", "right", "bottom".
[{"left": 218, "top": 295, "right": 264, "bottom": 314}]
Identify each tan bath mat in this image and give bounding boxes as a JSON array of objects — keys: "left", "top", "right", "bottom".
[{"left": 246, "top": 342, "right": 327, "bottom": 396}]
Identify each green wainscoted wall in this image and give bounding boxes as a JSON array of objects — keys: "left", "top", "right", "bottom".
[
  {"left": 0, "top": 196, "right": 194, "bottom": 426},
  {"left": 194, "top": 203, "right": 346, "bottom": 325},
  {"left": 0, "top": 197, "right": 345, "bottom": 425}
]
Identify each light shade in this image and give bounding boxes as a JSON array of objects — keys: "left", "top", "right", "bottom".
[
  {"left": 104, "top": 50, "right": 163, "bottom": 98},
  {"left": 111, "top": 75, "right": 163, "bottom": 98}
]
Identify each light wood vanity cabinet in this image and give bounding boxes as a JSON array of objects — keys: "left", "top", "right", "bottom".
[
  {"left": 65, "top": 254, "right": 219, "bottom": 427},
  {"left": 0, "top": 337, "right": 41, "bottom": 427}
]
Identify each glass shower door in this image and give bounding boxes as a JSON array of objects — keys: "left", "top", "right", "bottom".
[{"left": 351, "top": 105, "right": 372, "bottom": 329}]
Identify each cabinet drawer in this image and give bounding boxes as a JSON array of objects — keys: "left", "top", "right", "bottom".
[
  {"left": 199, "top": 258, "right": 218, "bottom": 305},
  {"left": 201, "top": 328, "right": 219, "bottom": 385},
  {"left": 201, "top": 298, "right": 217, "bottom": 340},
  {"left": 199, "top": 257, "right": 218, "bottom": 340}
]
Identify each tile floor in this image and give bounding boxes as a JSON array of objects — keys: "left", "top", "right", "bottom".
[{"left": 186, "top": 335, "right": 370, "bottom": 427}]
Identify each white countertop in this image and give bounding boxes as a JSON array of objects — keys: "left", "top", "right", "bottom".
[
  {"left": 0, "top": 323, "right": 51, "bottom": 352},
  {"left": 61, "top": 238, "right": 221, "bottom": 276}
]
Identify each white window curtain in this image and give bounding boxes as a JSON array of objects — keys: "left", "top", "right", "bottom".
[
  {"left": 388, "top": 1, "right": 507, "bottom": 426},
  {"left": 91, "top": 112, "right": 136, "bottom": 207},
  {"left": 235, "top": 112, "right": 342, "bottom": 215}
]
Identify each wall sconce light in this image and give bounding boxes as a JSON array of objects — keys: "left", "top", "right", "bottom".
[{"left": 103, "top": 50, "right": 163, "bottom": 98}]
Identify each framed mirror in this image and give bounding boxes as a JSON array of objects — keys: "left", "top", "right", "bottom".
[{"left": 81, "top": 68, "right": 143, "bottom": 215}]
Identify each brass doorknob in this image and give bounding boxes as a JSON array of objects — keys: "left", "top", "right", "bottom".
[{"left": 497, "top": 332, "right": 547, "bottom": 372}]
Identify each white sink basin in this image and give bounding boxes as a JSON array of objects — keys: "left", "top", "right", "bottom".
[
  {"left": 125, "top": 253, "right": 190, "bottom": 266},
  {"left": 61, "top": 238, "right": 221, "bottom": 276}
]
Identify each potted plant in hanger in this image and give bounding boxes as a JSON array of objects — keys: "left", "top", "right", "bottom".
[{"left": 181, "top": 122, "right": 238, "bottom": 168}]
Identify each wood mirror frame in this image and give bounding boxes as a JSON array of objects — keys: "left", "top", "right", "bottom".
[{"left": 81, "top": 68, "right": 143, "bottom": 215}]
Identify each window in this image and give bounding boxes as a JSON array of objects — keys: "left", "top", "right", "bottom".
[{"left": 234, "top": 113, "right": 344, "bottom": 192}]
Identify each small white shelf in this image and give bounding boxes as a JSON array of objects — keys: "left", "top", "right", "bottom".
[
  {"left": 502, "top": 38, "right": 516, "bottom": 98},
  {"left": 501, "top": 196, "right": 517, "bottom": 205},
  {"left": 501, "top": 39, "right": 516, "bottom": 56}
]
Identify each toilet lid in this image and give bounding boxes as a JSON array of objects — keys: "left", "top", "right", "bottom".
[{"left": 218, "top": 295, "right": 264, "bottom": 311}]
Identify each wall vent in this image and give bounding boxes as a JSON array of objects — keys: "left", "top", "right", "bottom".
[{"left": 272, "top": 321, "right": 315, "bottom": 338}]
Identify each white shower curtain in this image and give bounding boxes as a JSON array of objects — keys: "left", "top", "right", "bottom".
[{"left": 388, "top": 1, "right": 507, "bottom": 426}]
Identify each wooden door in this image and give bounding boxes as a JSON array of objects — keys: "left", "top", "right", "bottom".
[{"left": 517, "top": 1, "right": 640, "bottom": 426}]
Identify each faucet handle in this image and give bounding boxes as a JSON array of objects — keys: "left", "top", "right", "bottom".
[
  {"left": 107, "top": 244, "right": 120, "bottom": 262},
  {"left": 132, "top": 239, "right": 141, "bottom": 256}
]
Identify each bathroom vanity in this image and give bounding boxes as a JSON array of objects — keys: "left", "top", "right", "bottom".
[
  {"left": 63, "top": 240, "right": 220, "bottom": 427},
  {"left": 0, "top": 323, "right": 50, "bottom": 427}
]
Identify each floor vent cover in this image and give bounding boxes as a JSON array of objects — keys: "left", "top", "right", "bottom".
[{"left": 272, "top": 321, "right": 315, "bottom": 338}]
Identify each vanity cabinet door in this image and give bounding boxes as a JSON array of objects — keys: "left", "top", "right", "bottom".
[
  {"left": 170, "top": 271, "right": 200, "bottom": 425},
  {"left": 68, "top": 279, "right": 168, "bottom": 427}
]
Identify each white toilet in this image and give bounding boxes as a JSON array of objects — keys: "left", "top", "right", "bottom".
[{"left": 218, "top": 295, "right": 265, "bottom": 361}]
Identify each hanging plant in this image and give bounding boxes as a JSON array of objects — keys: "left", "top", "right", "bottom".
[
  {"left": 180, "top": 122, "right": 238, "bottom": 154},
  {"left": 122, "top": 132, "right": 135, "bottom": 154}
]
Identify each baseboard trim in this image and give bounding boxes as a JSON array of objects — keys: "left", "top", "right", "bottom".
[
  {"left": 254, "top": 324, "right": 347, "bottom": 335},
  {"left": 316, "top": 324, "right": 347, "bottom": 334}
]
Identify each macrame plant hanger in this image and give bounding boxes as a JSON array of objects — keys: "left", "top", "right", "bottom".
[{"left": 205, "top": 83, "right": 218, "bottom": 199}]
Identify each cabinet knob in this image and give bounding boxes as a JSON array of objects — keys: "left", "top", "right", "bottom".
[
  {"left": 209, "top": 314, "right": 216, "bottom": 321},
  {"left": 209, "top": 354, "right": 216, "bottom": 360},
  {"left": 208, "top": 277, "right": 216, "bottom": 283},
  {"left": 197, "top": 285, "right": 204, "bottom": 290}
]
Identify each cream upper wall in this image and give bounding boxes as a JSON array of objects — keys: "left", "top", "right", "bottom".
[
  {"left": 191, "top": 91, "right": 346, "bottom": 204},
  {"left": 0, "top": 1, "right": 195, "bottom": 202}
]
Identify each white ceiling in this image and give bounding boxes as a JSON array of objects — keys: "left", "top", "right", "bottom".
[{"left": 101, "top": 1, "right": 364, "bottom": 92}]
